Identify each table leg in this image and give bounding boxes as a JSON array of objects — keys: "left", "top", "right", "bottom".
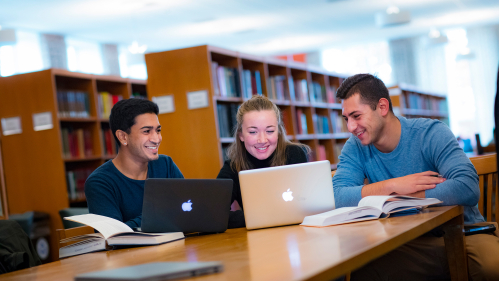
[{"left": 442, "top": 214, "right": 468, "bottom": 281}]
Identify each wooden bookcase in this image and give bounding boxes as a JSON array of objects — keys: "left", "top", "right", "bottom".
[
  {"left": 389, "top": 84, "right": 449, "bottom": 124},
  {"left": 0, "top": 134, "right": 8, "bottom": 220},
  {"left": 0, "top": 68, "right": 146, "bottom": 261},
  {"left": 145, "top": 45, "right": 350, "bottom": 179}
]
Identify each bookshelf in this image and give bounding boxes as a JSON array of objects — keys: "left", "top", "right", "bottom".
[
  {"left": 389, "top": 84, "right": 449, "bottom": 124},
  {"left": 145, "top": 45, "right": 350, "bottom": 178},
  {"left": 0, "top": 134, "right": 8, "bottom": 220},
  {"left": 0, "top": 68, "right": 146, "bottom": 260}
]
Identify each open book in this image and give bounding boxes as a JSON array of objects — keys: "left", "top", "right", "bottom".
[
  {"left": 301, "top": 195, "right": 442, "bottom": 227},
  {"left": 59, "top": 214, "right": 184, "bottom": 259}
]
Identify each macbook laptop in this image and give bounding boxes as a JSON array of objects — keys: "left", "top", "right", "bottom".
[
  {"left": 239, "top": 160, "right": 335, "bottom": 230},
  {"left": 141, "top": 179, "right": 233, "bottom": 233}
]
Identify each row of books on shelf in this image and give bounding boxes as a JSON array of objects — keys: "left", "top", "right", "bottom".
[
  {"left": 242, "top": 69, "right": 263, "bottom": 99},
  {"left": 57, "top": 90, "right": 91, "bottom": 118},
  {"left": 66, "top": 168, "right": 92, "bottom": 200},
  {"left": 289, "top": 78, "right": 338, "bottom": 104},
  {"left": 330, "top": 111, "right": 348, "bottom": 133},
  {"left": 403, "top": 93, "right": 448, "bottom": 112},
  {"left": 296, "top": 110, "right": 348, "bottom": 135},
  {"left": 61, "top": 127, "right": 93, "bottom": 159},
  {"left": 267, "top": 75, "right": 289, "bottom": 101},
  {"left": 101, "top": 128, "right": 118, "bottom": 156},
  {"left": 211, "top": 63, "right": 242, "bottom": 98},
  {"left": 314, "top": 115, "right": 331, "bottom": 134},
  {"left": 217, "top": 103, "right": 238, "bottom": 138},
  {"left": 296, "top": 109, "right": 308, "bottom": 134},
  {"left": 98, "top": 92, "right": 123, "bottom": 119},
  {"left": 131, "top": 92, "right": 148, "bottom": 99},
  {"left": 309, "top": 82, "right": 337, "bottom": 104}
]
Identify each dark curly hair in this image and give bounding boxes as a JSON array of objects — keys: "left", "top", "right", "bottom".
[
  {"left": 336, "top": 73, "right": 393, "bottom": 112},
  {"left": 110, "top": 98, "right": 159, "bottom": 147}
]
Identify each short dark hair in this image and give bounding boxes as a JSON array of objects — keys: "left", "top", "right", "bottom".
[
  {"left": 110, "top": 98, "right": 159, "bottom": 146},
  {"left": 336, "top": 73, "right": 393, "bottom": 112}
]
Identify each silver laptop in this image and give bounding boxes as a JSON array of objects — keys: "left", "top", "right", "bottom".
[{"left": 239, "top": 160, "right": 335, "bottom": 230}]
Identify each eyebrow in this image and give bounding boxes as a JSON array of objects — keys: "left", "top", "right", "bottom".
[
  {"left": 140, "top": 125, "right": 161, "bottom": 130},
  {"left": 342, "top": 111, "right": 360, "bottom": 118},
  {"left": 247, "top": 125, "right": 276, "bottom": 129}
]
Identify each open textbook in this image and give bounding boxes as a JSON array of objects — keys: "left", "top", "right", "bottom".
[
  {"left": 301, "top": 195, "right": 442, "bottom": 227},
  {"left": 59, "top": 214, "right": 184, "bottom": 259}
]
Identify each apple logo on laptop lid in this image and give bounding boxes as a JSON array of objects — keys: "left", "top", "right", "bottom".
[
  {"left": 182, "top": 200, "right": 193, "bottom": 211},
  {"left": 282, "top": 189, "right": 293, "bottom": 202}
]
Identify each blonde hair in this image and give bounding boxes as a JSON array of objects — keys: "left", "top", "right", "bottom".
[{"left": 227, "top": 95, "right": 310, "bottom": 172}]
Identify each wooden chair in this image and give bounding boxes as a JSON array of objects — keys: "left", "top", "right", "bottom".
[
  {"left": 470, "top": 153, "right": 498, "bottom": 222},
  {"left": 56, "top": 225, "right": 94, "bottom": 249}
]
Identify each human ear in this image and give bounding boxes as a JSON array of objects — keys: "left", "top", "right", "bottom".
[
  {"left": 378, "top": 98, "right": 390, "bottom": 117},
  {"left": 238, "top": 131, "right": 244, "bottom": 142},
  {"left": 116, "top": 130, "right": 128, "bottom": 146}
]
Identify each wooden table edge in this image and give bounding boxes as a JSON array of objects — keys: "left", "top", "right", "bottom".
[{"left": 304, "top": 205, "right": 464, "bottom": 281}]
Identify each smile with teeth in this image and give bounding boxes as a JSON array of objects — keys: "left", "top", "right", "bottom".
[
  {"left": 146, "top": 146, "right": 158, "bottom": 150},
  {"left": 255, "top": 146, "right": 269, "bottom": 151},
  {"left": 356, "top": 130, "right": 365, "bottom": 137}
]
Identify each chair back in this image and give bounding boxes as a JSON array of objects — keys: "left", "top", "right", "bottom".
[
  {"left": 470, "top": 153, "right": 498, "bottom": 222},
  {"left": 56, "top": 225, "right": 94, "bottom": 248}
]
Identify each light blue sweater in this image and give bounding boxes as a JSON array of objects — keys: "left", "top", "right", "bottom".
[{"left": 333, "top": 116, "right": 484, "bottom": 224}]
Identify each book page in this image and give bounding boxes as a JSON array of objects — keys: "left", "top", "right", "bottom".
[
  {"left": 65, "top": 214, "right": 133, "bottom": 239},
  {"left": 358, "top": 195, "right": 395, "bottom": 211},
  {"left": 359, "top": 195, "right": 442, "bottom": 214}
]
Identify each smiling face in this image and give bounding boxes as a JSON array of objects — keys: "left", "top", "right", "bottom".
[
  {"left": 239, "top": 110, "right": 279, "bottom": 160},
  {"left": 126, "top": 113, "right": 162, "bottom": 163},
  {"left": 342, "top": 93, "right": 385, "bottom": 146}
]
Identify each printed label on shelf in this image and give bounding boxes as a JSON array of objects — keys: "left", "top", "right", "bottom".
[
  {"left": 187, "top": 90, "right": 209, "bottom": 110},
  {"left": 33, "top": 112, "right": 54, "bottom": 131},
  {"left": 1, "top": 116, "right": 22, "bottom": 136},
  {"left": 152, "top": 95, "right": 175, "bottom": 114}
]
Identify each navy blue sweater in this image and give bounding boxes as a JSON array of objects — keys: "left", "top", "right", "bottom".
[{"left": 85, "top": 155, "right": 184, "bottom": 228}]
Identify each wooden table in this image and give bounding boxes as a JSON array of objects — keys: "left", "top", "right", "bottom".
[{"left": 2, "top": 206, "right": 466, "bottom": 281}]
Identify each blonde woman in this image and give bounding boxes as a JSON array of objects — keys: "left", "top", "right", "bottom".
[{"left": 217, "top": 95, "right": 310, "bottom": 228}]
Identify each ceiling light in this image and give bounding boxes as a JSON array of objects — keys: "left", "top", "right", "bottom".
[
  {"left": 429, "top": 28, "right": 440, "bottom": 39},
  {"left": 375, "top": 7, "right": 411, "bottom": 28},
  {"left": 386, "top": 6, "right": 400, "bottom": 15},
  {"left": 128, "top": 41, "right": 147, "bottom": 54},
  {"left": 456, "top": 48, "right": 475, "bottom": 60},
  {"left": 425, "top": 28, "right": 448, "bottom": 45}
]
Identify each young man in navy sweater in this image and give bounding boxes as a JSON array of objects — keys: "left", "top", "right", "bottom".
[
  {"left": 333, "top": 74, "right": 499, "bottom": 280},
  {"left": 85, "top": 98, "right": 183, "bottom": 228}
]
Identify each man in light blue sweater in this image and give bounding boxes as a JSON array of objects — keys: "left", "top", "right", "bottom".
[{"left": 333, "top": 74, "right": 499, "bottom": 281}]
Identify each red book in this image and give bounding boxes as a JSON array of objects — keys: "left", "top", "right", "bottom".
[
  {"left": 104, "top": 129, "right": 113, "bottom": 155},
  {"left": 296, "top": 109, "right": 303, "bottom": 134},
  {"left": 112, "top": 95, "right": 120, "bottom": 105},
  {"left": 84, "top": 129, "right": 93, "bottom": 156},
  {"left": 317, "top": 145, "right": 327, "bottom": 161}
]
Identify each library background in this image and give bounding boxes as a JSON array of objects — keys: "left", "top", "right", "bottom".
[{"left": 0, "top": 1, "right": 498, "bottom": 263}]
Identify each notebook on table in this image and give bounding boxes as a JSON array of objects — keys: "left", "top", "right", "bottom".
[
  {"left": 75, "top": 262, "right": 223, "bottom": 281},
  {"left": 239, "top": 160, "right": 335, "bottom": 230},
  {"left": 141, "top": 179, "right": 233, "bottom": 233}
]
